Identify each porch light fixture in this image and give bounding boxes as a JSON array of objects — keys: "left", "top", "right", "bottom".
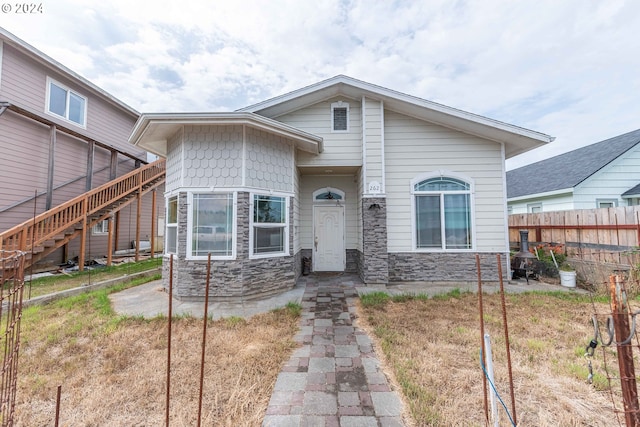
[{"left": 369, "top": 203, "right": 381, "bottom": 210}]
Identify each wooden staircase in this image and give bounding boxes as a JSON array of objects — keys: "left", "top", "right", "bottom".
[{"left": 0, "top": 159, "right": 165, "bottom": 271}]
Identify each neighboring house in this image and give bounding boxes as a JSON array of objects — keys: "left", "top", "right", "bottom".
[
  {"left": 0, "top": 27, "right": 161, "bottom": 267},
  {"left": 507, "top": 129, "right": 640, "bottom": 213},
  {"left": 130, "top": 75, "right": 553, "bottom": 299}
]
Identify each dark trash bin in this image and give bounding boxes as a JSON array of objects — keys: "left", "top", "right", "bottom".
[{"left": 302, "top": 256, "right": 311, "bottom": 275}]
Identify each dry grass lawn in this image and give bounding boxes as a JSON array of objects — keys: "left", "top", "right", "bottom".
[
  {"left": 11, "top": 272, "right": 634, "bottom": 427},
  {"left": 358, "top": 290, "right": 624, "bottom": 427},
  {"left": 14, "top": 283, "right": 300, "bottom": 426}
]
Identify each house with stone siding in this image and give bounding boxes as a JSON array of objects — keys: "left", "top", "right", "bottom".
[{"left": 129, "top": 75, "right": 553, "bottom": 300}]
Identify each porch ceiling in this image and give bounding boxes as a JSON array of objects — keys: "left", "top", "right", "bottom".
[{"left": 297, "top": 165, "right": 361, "bottom": 175}]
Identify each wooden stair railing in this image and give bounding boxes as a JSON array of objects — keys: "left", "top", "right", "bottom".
[{"left": 0, "top": 159, "right": 166, "bottom": 270}]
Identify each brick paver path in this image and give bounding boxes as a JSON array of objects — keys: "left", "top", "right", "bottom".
[{"left": 263, "top": 274, "right": 405, "bottom": 427}]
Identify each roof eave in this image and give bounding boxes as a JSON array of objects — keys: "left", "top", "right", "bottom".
[
  {"left": 0, "top": 27, "right": 139, "bottom": 117},
  {"left": 240, "top": 75, "right": 553, "bottom": 155},
  {"left": 507, "top": 187, "right": 574, "bottom": 202},
  {"left": 129, "top": 112, "right": 323, "bottom": 157}
]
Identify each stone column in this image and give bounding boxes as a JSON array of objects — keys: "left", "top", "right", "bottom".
[{"left": 361, "top": 197, "right": 389, "bottom": 284}]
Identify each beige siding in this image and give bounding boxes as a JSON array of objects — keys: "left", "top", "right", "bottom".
[
  {"left": 356, "top": 172, "right": 364, "bottom": 252},
  {"left": 364, "top": 98, "right": 383, "bottom": 185},
  {"left": 384, "top": 110, "right": 507, "bottom": 252},
  {"left": 277, "top": 97, "right": 362, "bottom": 167},
  {"left": 298, "top": 175, "right": 359, "bottom": 250},
  {"left": 293, "top": 165, "right": 301, "bottom": 253}
]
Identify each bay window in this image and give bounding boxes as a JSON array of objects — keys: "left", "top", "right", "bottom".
[
  {"left": 190, "top": 193, "right": 234, "bottom": 258},
  {"left": 251, "top": 194, "right": 288, "bottom": 256},
  {"left": 166, "top": 196, "right": 178, "bottom": 254}
]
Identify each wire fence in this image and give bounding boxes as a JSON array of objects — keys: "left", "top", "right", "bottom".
[
  {"left": 586, "top": 273, "right": 640, "bottom": 427},
  {"left": 0, "top": 250, "right": 26, "bottom": 427}
]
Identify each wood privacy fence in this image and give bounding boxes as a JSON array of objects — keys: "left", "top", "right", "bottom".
[{"left": 508, "top": 206, "right": 640, "bottom": 266}]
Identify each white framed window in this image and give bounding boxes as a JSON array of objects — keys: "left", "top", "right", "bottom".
[
  {"left": 188, "top": 192, "right": 235, "bottom": 259},
  {"left": 331, "top": 101, "right": 349, "bottom": 132},
  {"left": 92, "top": 219, "right": 109, "bottom": 235},
  {"left": 596, "top": 199, "right": 618, "bottom": 208},
  {"left": 527, "top": 203, "right": 542, "bottom": 213},
  {"left": 250, "top": 193, "right": 289, "bottom": 257},
  {"left": 166, "top": 196, "right": 178, "bottom": 254},
  {"left": 412, "top": 173, "right": 474, "bottom": 250},
  {"left": 46, "top": 77, "right": 87, "bottom": 127}
]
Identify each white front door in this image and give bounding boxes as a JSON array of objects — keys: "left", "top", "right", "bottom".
[{"left": 313, "top": 205, "right": 345, "bottom": 271}]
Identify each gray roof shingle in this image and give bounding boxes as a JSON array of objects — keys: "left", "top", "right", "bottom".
[
  {"left": 507, "top": 129, "right": 640, "bottom": 199},
  {"left": 622, "top": 183, "right": 640, "bottom": 198}
]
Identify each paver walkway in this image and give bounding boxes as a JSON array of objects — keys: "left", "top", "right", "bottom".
[{"left": 263, "top": 274, "right": 405, "bottom": 427}]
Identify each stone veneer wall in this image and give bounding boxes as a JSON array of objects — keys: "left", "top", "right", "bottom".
[
  {"left": 388, "top": 252, "right": 509, "bottom": 283},
  {"left": 360, "top": 197, "right": 389, "bottom": 283},
  {"left": 356, "top": 250, "right": 365, "bottom": 281},
  {"left": 295, "top": 248, "right": 358, "bottom": 277},
  {"left": 162, "top": 192, "right": 296, "bottom": 301},
  {"left": 345, "top": 249, "right": 359, "bottom": 273}
]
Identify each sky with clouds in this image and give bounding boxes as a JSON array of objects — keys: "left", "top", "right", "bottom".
[{"left": 1, "top": 0, "right": 639, "bottom": 169}]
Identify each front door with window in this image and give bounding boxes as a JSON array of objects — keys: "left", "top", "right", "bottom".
[{"left": 313, "top": 205, "right": 345, "bottom": 271}]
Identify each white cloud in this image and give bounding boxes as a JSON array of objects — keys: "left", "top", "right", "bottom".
[{"left": 1, "top": 0, "right": 639, "bottom": 168}]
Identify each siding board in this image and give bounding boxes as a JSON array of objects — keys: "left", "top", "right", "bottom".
[
  {"left": 298, "top": 175, "right": 358, "bottom": 250},
  {"left": 384, "top": 110, "right": 507, "bottom": 252},
  {"left": 0, "top": 44, "right": 142, "bottom": 157},
  {"left": 278, "top": 97, "right": 362, "bottom": 167}
]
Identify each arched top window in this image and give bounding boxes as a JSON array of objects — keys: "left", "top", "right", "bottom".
[
  {"left": 412, "top": 173, "right": 473, "bottom": 251},
  {"left": 414, "top": 177, "right": 470, "bottom": 192},
  {"left": 313, "top": 187, "right": 345, "bottom": 201}
]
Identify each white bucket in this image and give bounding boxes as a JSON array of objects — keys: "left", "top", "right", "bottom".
[{"left": 559, "top": 270, "right": 577, "bottom": 288}]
